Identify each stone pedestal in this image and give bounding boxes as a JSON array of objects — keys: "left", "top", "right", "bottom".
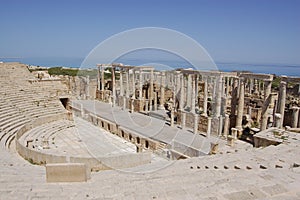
[
  {"left": 274, "top": 113, "right": 282, "bottom": 128},
  {"left": 231, "top": 128, "right": 238, "bottom": 140}
]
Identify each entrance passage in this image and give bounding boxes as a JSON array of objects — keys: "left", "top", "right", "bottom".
[{"left": 60, "top": 98, "right": 70, "bottom": 110}]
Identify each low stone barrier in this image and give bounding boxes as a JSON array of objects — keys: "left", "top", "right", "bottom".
[{"left": 46, "top": 163, "right": 89, "bottom": 182}]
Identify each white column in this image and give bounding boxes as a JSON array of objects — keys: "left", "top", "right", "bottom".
[
  {"left": 131, "top": 69, "right": 135, "bottom": 99},
  {"left": 149, "top": 70, "right": 154, "bottom": 111},
  {"left": 179, "top": 74, "right": 184, "bottom": 111},
  {"left": 187, "top": 74, "right": 192, "bottom": 108},
  {"left": 193, "top": 114, "right": 198, "bottom": 134},
  {"left": 260, "top": 80, "right": 272, "bottom": 130},
  {"left": 111, "top": 67, "right": 116, "bottom": 107},
  {"left": 120, "top": 70, "right": 124, "bottom": 96},
  {"left": 126, "top": 69, "right": 130, "bottom": 98},
  {"left": 191, "top": 74, "right": 196, "bottom": 113},
  {"left": 278, "top": 81, "right": 287, "bottom": 128},
  {"left": 159, "top": 71, "right": 165, "bottom": 110},
  {"left": 139, "top": 69, "right": 143, "bottom": 100},
  {"left": 235, "top": 79, "right": 244, "bottom": 131},
  {"left": 203, "top": 76, "right": 208, "bottom": 116},
  {"left": 215, "top": 75, "right": 222, "bottom": 117},
  {"left": 207, "top": 117, "right": 212, "bottom": 138},
  {"left": 223, "top": 114, "right": 230, "bottom": 137}
]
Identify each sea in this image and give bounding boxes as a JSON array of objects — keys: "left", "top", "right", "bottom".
[{"left": 1, "top": 57, "right": 299, "bottom": 77}]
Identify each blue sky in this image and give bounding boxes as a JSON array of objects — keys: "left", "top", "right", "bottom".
[{"left": 0, "top": 0, "right": 299, "bottom": 65}]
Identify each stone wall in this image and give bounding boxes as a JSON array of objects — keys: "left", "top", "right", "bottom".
[{"left": 15, "top": 113, "right": 151, "bottom": 171}]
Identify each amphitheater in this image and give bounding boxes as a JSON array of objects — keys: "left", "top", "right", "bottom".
[{"left": 1, "top": 62, "right": 300, "bottom": 199}]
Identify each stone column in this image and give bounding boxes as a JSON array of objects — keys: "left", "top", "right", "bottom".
[
  {"left": 223, "top": 114, "right": 230, "bottom": 137},
  {"left": 181, "top": 112, "right": 186, "bottom": 128},
  {"left": 260, "top": 80, "right": 272, "bottom": 130},
  {"left": 129, "top": 98, "right": 134, "bottom": 113},
  {"left": 203, "top": 76, "right": 208, "bottom": 116},
  {"left": 179, "top": 74, "right": 185, "bottom": 111},
  {"left": 101, "top": 66, "right": 105, "bottom": 100},
  {"left": 149, "top": 69, "right": 154, "bottom": 111},
  {"left": 154, "top": 92, "right": 158, "bottom": 111},
  {"left": 171, "top": 107, "right": 175, "bottom": 127},
  {"left": 278, "top": 81, "right": 287, "bottom": 128},
  {"left": 176, "top": 72, "right": 181, "bottom": 95},
  {"left": 249, "top": 79, "right": 253, "bottom": 94},
  {"left": 292, "top": 107, "right": 300, "bottom": 128},
  {"left": 195, "top": 74, "right": 199, "bottom": 110},
  {"left": 145, "top": 100, "right": 149, "bottom": 112},
  {"left": 111, "top": 67, "right": 116, "bottom": 107},
  {"left": 97, "top": 65, "right": 101, "bottom": 90},
  {"left": 193, "top": 113, "right": 198, "bottom": 134},
  {"left": 187, "top": 74, "right": 192, "bottom": 108},
  {"left": 86, "top": 75, "right": 90, "bottom": 100},
  {"left": 122, "top": 96, "right": 126, "bottom": 110},
  {"left": 215, "top": 75, "right": 222, "bottom": 117},
  {"left": 207, "top": 117, "right": 212, "bottom": 138},
  {"left": 139, "top": 69, "right": 143, "bottom": 100},
  {"left": 119, "top": 70, "right": 124, "bottom": 96},
  {"left": 235, "top": 79, "right": 244, "bottom": 131},
  {"left": 212, "top": 77, "right": 217, "bottom": 99},
  {"left": 258, "top": 80, "right": 262, "bottom": 94},
  {"left": 225, "top": 77, "right": 229, "bottom": 97},
  {"left": 230, "top": 78, "right": 238, "bottom": 117},
  {"left": 126, "top": 69, "right": 130, "bottom": 98},
  {"left": 172, "top": 74, "right": 177, "bottom": 109},
  {"left": 218, "top": 115, "right": 223, "bottom": 136},
  {"left": 159, "top": 72, "right": 165, "bottom": 110},
  {"left": 253, "top": 79, "right": 258, "bottom": 95},
  {"left": 80, "top": 103, "right": 84, "bottom": 117},
  {"left": 131, "top": 69, "right": 135, "bottom": 99},
  {"left": 191, "top": 74, "right": 196, "bottom": 113}
]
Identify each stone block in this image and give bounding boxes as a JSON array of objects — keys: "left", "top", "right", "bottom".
[{"left": 46, "top": 163, "right": 89, "bottom": 182}]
